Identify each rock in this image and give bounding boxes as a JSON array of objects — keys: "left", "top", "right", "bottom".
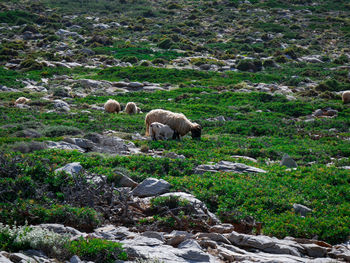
[
  {"left": 79, "top": 79, "right": 107, "bottom": 89},
  {"left": 195, "top": 232, "right": 231, "bottom": 244},
  {"left": 231, "top": 155, "right": 258, "bottom": 163},
  {"left": 324, "top": 109, "right": 338, "bottom": 117},
  {"left": 302, "top": 243, "right": 327, "bottom": 257},
  {"left": 163, "top": 152, "right": 186, "bottom": 160},
  {"left": 54, "top": 162, "right": 83, "bottom": 175},
  {"left": 199, "top": 64, "right": 211, "bottom": 70},
  {"left": 177, "top": 239, "right": 212, "bottom": 262},
  {"left": 194, "top": 161, "right": 266, "bottom": 174},
  {"left": 0, "top": 85, "right": 18, "bottom": 92},
  {"left": 63, "top": 138, "right": 94, "bottom": 150},
  {"left": 209, "top": 224, "right": 235, "bottom": 234},
  {"left": 122, "top": 235, "right": 164, "bottom": 246},
  {"left": 0, "top": 252, "right": 17, "bottom": 263},
  {"left": 119, "top": 175, "right": 138, "bottom": 188},
  {"left": 46, "top": 141, "right": 85, "bottom": 152},
  {"left": 128, "top": 82, "right": 143, "bottom": 89},
  {"left": 145, "top": 192, "right": 220, "bottom": 225},
  {"left": 313, "top": 109, "right": 324, "bottom": 117},
  {"left": 166, "top": 235, "right": 188, "bottom": 247},
  {"left": 293, "top": 203, "right": 312, "bottom": 217},
  {"left": 38, "top": 224, "right": 85, "bottom": 238},
  {"left": 328, "top": 245, "right": 350, "bottom": 262},
  {"left": 280, "top": 154, "right": 297, "bottom": 168},
  {"left": 227, "top": 231, "right": 304, "bottom": 257},
  {"left": 94, "top": 225, "right": 135, "bottom": 240},
  {"left": 80, "top": 48, "right": 95, "bottom": 56},
  {"left": 141, "top": 231, "right": 165, "bottom": 242},
  {"left": 54, "top": 99, "right": 70, "bottom": 112},
  {"left": 70, "top": 255, "right": 82, "bottom": 263},
  {"left": 206, "top": 116, "right": 226, "bottom": 122},
  {"left": 9, "top": 252, "right": 35, "bottom": 263},
  {"left": 132, "top": 178, "right": 171, "bottom": 197},
  {"left": 56, "top": 29, "right": 81, "bottom": 38},
  {"left": 93, "top": 23, "right": 110, "bottom": 29}
]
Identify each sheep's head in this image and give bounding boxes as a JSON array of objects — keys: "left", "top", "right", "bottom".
[{"left": 191, "top": 123, "right": 202, "bottom": 139}]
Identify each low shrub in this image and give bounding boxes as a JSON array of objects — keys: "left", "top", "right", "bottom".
[
  {"left": 68, "top": 237, "right": 127, "bottom": 262},
  {"left": 42, "top": 125, "right": 82, "bottom": 137}
]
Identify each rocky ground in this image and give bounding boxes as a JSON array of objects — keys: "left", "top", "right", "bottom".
[{"left": 0, "top": 0, "right": 350, "bottom": 262}]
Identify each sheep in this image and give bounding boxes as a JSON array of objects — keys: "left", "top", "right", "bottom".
[
  {"left": 15, "top": 97, "right": 31, "bottom": 105},
  {"left": 342, "top": 90, "right": 350, "bottom": 104},
  {"left": 145, "top": 109, "right": 202, "bottom": 139},
  {"left": 149, "top": 122, "right": 178, "bottom": 140},
  {"left": 104, "top": 99, "right": 121, "bottom": 113},
  {"left": 125, "top": 102, "right": 141, "bottom": 114}
]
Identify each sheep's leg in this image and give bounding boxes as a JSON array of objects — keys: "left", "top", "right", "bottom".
[{"left": 172, "top": 131, "right": 181, "bottom": 141}]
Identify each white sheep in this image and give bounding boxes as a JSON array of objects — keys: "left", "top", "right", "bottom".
[
  {"left": 145, "top": 109, "right": 202, "bottom": 139},
  {"left": 149, "top": 122, "right": 176, "bottom": 140},
  {"left": 125, "top": 102, "right": 141, "bottom": 114},
  {"left": 104, "top": 99, "right": 121, "bottom": 113},
  {"left": 342, "top": 90, "right": 350, "bottom": 104},
  {"left": 15, "top": 97, "right": 31, "bottom": 105}
]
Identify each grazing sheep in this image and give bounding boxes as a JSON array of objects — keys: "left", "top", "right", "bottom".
[
  {"left": 104, "top": 99, "right": 121, "bottom": 113},
  {"left": 125, "top": 102, "right": 141, "bottom": 114},
  {"left": 342, "top": 90, "right": 350, "bottom": 104},
  {"left": 15, "top": 97, "right": 31, "bottom": 105},
  {"left": 145, "top": 109, "right": 202, "bottom": 139},
  {"left": 149, "top": 122, "right": 178, "bottom": 140}
]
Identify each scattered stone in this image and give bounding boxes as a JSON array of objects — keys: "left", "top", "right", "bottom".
[
  {"left": 280, "top": 154, "right": 298, "bottom": 168},
  {"left": 209, "top": 224, "right": 235, "bottom": 234},
  {"left": 46, "top": 141, "right": 85, "bottom": 152},
  {"left": 194, "top": 161, "right": 267, "bottom": 174},
  {"left": 70, "top": 255, "right": 83, "bottom": 263},
  {"left": 119, "top": 174, "right": 138, "bottom": 188},
  {"left": 132, "top": 178, "right": 171, "bottom": 197},
  {"left": 54, "top": 162, "right": 83, "bottom": 175},
  {"left": 293, "top": 203, "right": 312, "bottom": 217},
  {"left": 163, "top": 152, "right": 186, "bottom": 160},
  {"left": 231, "top": 155, "right": 258, "bottom": 163}
]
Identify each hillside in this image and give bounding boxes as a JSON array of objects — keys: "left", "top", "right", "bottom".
[{"left": 0, "top": 0, "right": 349, "bottom": 262}]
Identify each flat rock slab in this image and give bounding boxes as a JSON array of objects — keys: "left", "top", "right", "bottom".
[
  {"left": 194, "top": 161, "right": 266, "bottom": 174},
  {"left": 54, "top": 162, "right": 83, "bottom": 176}
]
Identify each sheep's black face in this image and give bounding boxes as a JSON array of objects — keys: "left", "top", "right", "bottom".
[{"left": 191, "top": 126, "right": 201, "bottom": 139}]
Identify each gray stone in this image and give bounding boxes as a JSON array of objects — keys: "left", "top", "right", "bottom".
[
  {"left": 128, "top": 82, "right": 143, "bottom": 89},
  {"left": 0, "top": 252, "right": 13, "bottom": 263},
  {"left": 209, "top": 224, "right": 235, "bottom": 234},
  {"left": 231, "top": 155, "right": 258, "bottom": 163},
  {"left": 302, "top": 244, "right": 327, "bottom": 257},
  {"left": 38, "top": 224, "right": 85, "bottom": 238},
  {"left": 227, "top": 231, "right": 304, "bottom": 257},
  {"left": 194, "top": 161, "right": 267, "bottom": 174},
  {"left": 70, "top": 255, "right": 82, "bottom": 263},
  {"left": 9, "top": 252, "right": 35, "bottom": 262},
  {"left": 141, "top": 231, "right": 165, "bottom": 242},
  {"left": 94, "top": 225, "right": 135, "bottom": 240},
  {"left": 63, "top": 138, "right": 94, "bottom": 150},
  {"left": 293, "top": 204, "right": 312, "bottom": 217},
  {"left": 313, "top": 109, "right": 324, "bottom": 117},
  {"left": 54, "top": 99, "right": 70, "bottom": 110},
  {"left": 132, "top": 178, "right": 171, "bottom": 197},
  {"left": 177, "top": 239, "right": 212, "bottom": 262},
  {"left": 199, "top": 64, "right": 211, "bottom": 70},
  {"left": 46, "top": 141, "right": 85, "bottom": 152},
  {"left": 281, "top": 154, "right": 298, "bottom": 168},
  {"left": 195, "top": 232, "right": 231, "bottom": 244},
  {"left": 54, "top": 162, "right": 83, "bottom": 176},
  {"left": 122, "top": 236, "right": 164, "bottom": 246},
  {"left": 163, "top": 152, "right": 186, "bottom": 160},
  {"left": 119, "top": 175, "right": 138, "bottom": 188}
]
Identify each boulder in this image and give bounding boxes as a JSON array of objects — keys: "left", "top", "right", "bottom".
[
  {"left": 132, "top": 178, "right": 171, "bottom": 197},
  {"left": 54, "top": 162, "right": 83, "bottom": 176},
  {"left": 293, "top": 203, "right": 312, "bottom": 217},
  {"left": 119, "top": 175, "right": 138, "bottom": 188},
  {"left": 280, "top": 154, "right": 297, "bottom": 168}
]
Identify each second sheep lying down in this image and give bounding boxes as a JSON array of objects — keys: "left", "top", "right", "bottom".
[
  {"left": 145, "top": 109, "right": 202, "bottom": 139},
  {"left": 149, "top": 122, "right": 179, "bottom": 140}
]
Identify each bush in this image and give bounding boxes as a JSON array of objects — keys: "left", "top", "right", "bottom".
[
  {"left": 12, "top": 141, "right": 47, "bottom": 153},
  {"left": 150, "top": 195, "right": 189, "bottom": 209},
  {"left": 158, "top": 38, "right": 173, "bottom": 49},
  {"left": 19, "top": 59, "right": 43, "bottom": 71},
  {"left": 43, "top": 125, "right": 82, "bottom": 137},
  {"left": 236, "top": 59, "right": 262, "bottom": 72},
  {"left": 68, "top": 237, "right": 127, "bottom": 262},
  {"left": 121, "top": 56, "right": 138, "bottom": 64}
]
